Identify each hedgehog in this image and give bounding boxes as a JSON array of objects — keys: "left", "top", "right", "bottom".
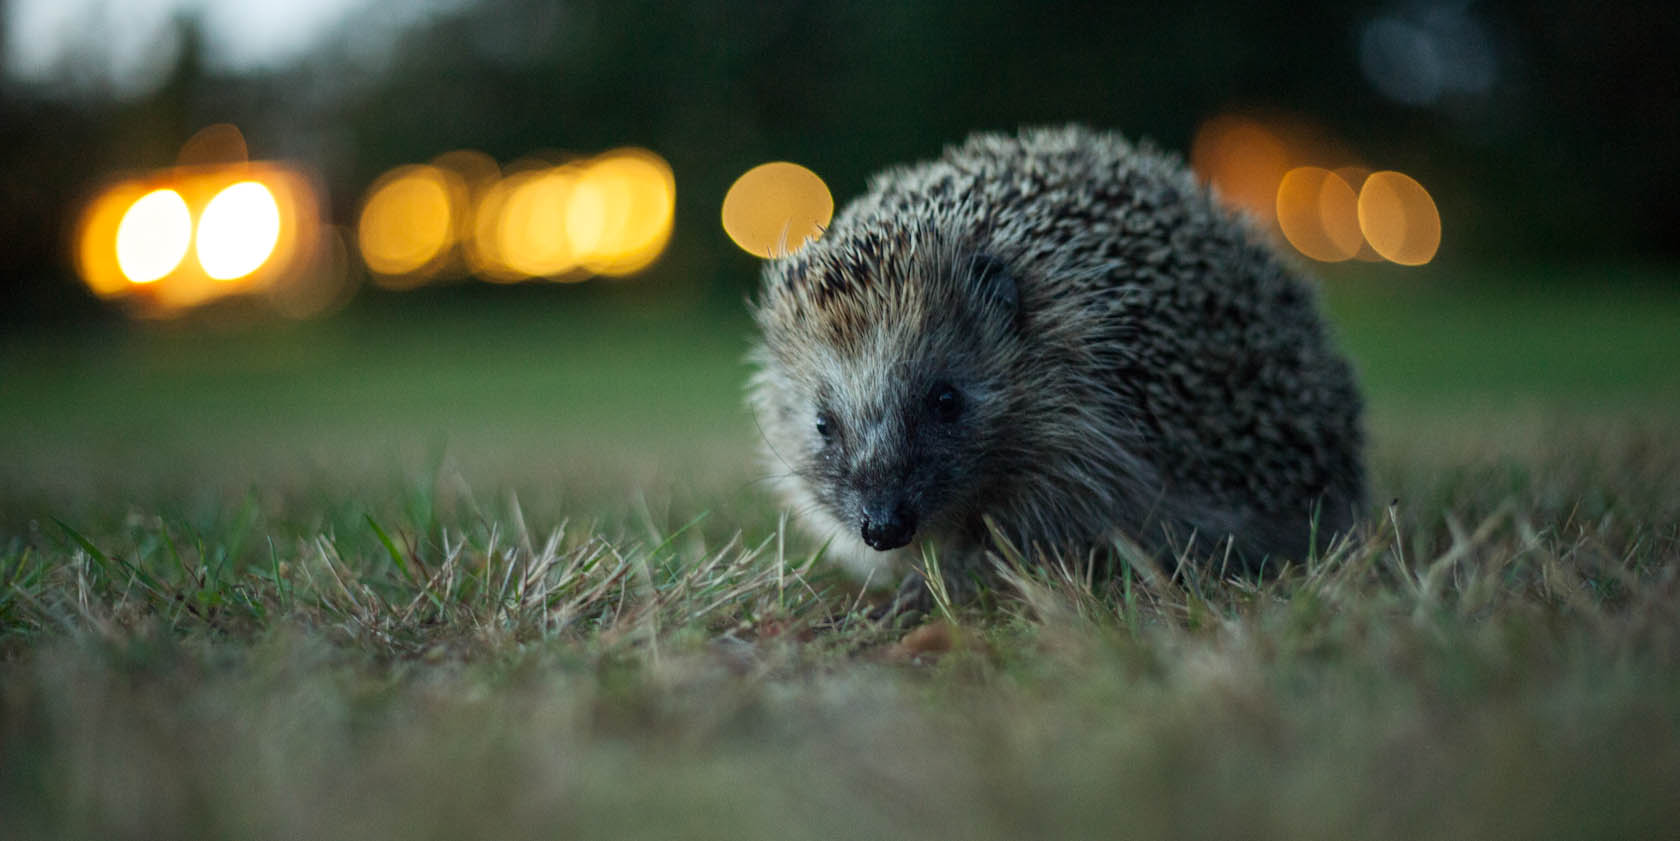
[{"left": 747, "top": 125, "right": 1365, "bottom": 594}]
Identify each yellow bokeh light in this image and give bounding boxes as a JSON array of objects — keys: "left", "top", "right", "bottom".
[
  {"left": 358, "top": 165, "right": 459, "bottom": 281},
  {"left": 466, "top": 175, "right": 518, "bottom": 282},
  {"left": 1190, "top": 116, "right": 1291, "bottom": 225},
  {"left": 196, "top": 181, "right": 281, "bottom": 280},
  {"left": 1275, "top": 167, "right": 1363, "bottom": 263},
  {"left": 722, "top": 161, "right": 833, "bottom": 258},
  {"left": 573, "top": 149, "right": 676, "bottom": 276},
  {"left": 115, "top": 189, "right": 193, "bottom": 283},
  {"left": 431, "top": 150, "right": 500, "bottom": 253},
  {"left": 497, "top": 167, "right": 580, "bottom": 279},
  {"left": 1357, "top": 171, "right": 1441, "bottom": 266},
  {"left": 566, "top": 175, "right": 609, "bottom": 258},
  {"left": 381, "top": 147, "right": 675, "bottom": 285}
]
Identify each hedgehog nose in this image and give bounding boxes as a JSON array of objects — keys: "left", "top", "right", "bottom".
[{"left": 860, "top": 500, "right": 916, "bottom": 551}]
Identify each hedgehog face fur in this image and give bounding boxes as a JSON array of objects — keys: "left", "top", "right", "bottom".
[
  {"left": 749, "top": 126, "right": 1366, "bottom": 582},
  {"left": 753, "top": 248, "right": 1027, "bottom": 565}
]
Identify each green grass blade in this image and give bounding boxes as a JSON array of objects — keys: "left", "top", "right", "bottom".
[
  {"left": 54, "top": 518, "right": 114, "bottom": 579},
  {"left": 366, "top": 514, "right": 413, "bottom": 580}
]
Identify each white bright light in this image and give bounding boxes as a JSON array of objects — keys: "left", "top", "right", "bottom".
[
  {"left": 115, "top": 188, "right": 192, "bottom": 283},
  {"left": 196, "top": 181, "right": 282, "bottom": 280}
]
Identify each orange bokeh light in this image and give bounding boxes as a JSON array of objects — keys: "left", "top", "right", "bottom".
[
  {"left": 1357, "top": 171, "right": 1442, "bottom": 266},
  {"left": 177, "top": 123, "right": 250, "bottom": 167},
  {"left": 1190, "top": 116, "right": 1291, "bottom": 226},
  {"left": 1275, "top": 167, "right": 1364, "bottom": 263},
  {"left": 1192, "top": 112, "right": 1443, "bottom": 268},
  {"left": 721, "top": 162, "right": 833, "bottom": 258},
  {"left": 74, "top": 162, "right": 322, "bottom": 315},
  {"left": 1332, "top": 167, "right": 1385, "bottom": 262}
]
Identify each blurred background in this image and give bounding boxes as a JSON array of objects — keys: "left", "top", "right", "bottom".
[{"left": 1, "top": 0, "right": 1676, "bottom": 529}]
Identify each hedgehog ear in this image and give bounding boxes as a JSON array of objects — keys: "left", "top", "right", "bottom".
[{"left": 969, "top": 254, "right": 1020, "bottom": 329}]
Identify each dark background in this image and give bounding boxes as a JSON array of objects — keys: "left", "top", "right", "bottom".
[{"left": 2, "top": 0, "right": 1676, "bottom": 326}]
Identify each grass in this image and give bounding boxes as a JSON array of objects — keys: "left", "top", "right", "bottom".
[{"left": 2, "top": 267, "right": 1678, "bottom": 840}]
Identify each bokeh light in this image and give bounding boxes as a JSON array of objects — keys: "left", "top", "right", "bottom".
[
  {"left": 196, "top": 181, "right": 282, "bottom": 280},
  {"left": 358, "top": 164, "right": 460, "bottom": 283},
  {"left": 464, "top": 171, "right": 521, "bottom": 283},
  {"left": 115, "top": 188, "right": 193, "bottom": 283},
  {"left": 271, "top": 225, "right": 357, "bottom": 320},
  {"left": 1190, "top": 112, "right": 1443, "bottom": 268},
  {"left": 1190, "top": 116, "right": 1291, "bottom": 226},
  {"left": 74, "top": 158, "right": 323, "bottom": 316},
  {"left": 1275, "top": 167, "right": 1363, "bottom": 263},
  {"left": 374, "top": 148, "right": 676, "bottom": 285},
  {"left": 1333, "top": 167, "right": 1386, "bottom": 262},
  {"left": 177, "top": 123, "right": 250, "bottom": 167},
  {"left": 1357, "top": 171, "right": 1442, "bottom": 266},
  {"left": 497, "top": 166, "right": 581, "bottom": 280},
  {"left": 721, "top": 162, "right": 833, "bottom": 258},
  {"left": 565, "top": 171, "right": 608, "bottom": 259},
  {"left": 573, "top": 149, "right": 676, "bottom": 276},
  {"left": 77, "top": 185, "right": 145, "bottom": 297},
  {"left": 431, "top": 149, "right": 501, "bottom": 190}
]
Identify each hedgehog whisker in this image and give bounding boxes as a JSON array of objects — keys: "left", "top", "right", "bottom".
[
  {"left": 789, "top": 501, "right": 831, "bottom": 521},
  {"left": 748, "top": 404, "right": 797, "bottom": 477},
  {"left": 732, "top": 473, "right": 799, "bottom": 498}
]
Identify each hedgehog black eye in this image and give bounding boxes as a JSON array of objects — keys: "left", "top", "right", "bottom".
[
  {"left": 815, "top": 412, "right": 835, "bottom": 441},
  {"left": 928, "top": 382, "right": 963, "bottom": 422}
]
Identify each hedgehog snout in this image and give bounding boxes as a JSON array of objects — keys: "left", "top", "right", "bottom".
[{"left": 859, "top": 496, "right": 916, "bottom": 551}]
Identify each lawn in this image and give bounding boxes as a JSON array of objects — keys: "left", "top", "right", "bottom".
[{"left": 2, "top": 264, "right": 1677, "bottom": 840}]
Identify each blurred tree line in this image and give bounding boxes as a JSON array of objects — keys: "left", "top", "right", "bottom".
[{"left": 2, "top": 0, "right": 1675, "bottom": 323}]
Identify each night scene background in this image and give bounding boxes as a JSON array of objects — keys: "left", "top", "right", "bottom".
[{"left": 1, "top": 2, "right": 1677, "bottom": 839}]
